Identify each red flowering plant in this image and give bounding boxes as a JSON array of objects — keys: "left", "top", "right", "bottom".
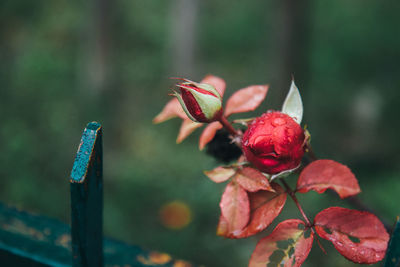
[{"left": 154, "top": 75, "right": 390, "bottom": 266}]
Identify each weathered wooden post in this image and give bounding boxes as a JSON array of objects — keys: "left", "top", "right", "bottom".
[{"left": 70, "top": 122, "right": 103, "bottom": 267}]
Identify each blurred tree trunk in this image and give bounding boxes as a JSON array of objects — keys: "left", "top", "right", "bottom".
[
  {"left": 83, "top": 0, "right": 111, "bottom": 94},
  {"left": 169, "top": 0, "right": 199, "bottom": 77},
  {"left": 271, "top": 0, "right": 310, "bottom": 101}
]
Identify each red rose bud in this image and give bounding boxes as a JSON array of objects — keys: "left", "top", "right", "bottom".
[
  {"left": 173, "top": 81, "right": 223, "bottom": 123},
  {"left": 242, "top": 111, "right": 305, "bottom": 174}
]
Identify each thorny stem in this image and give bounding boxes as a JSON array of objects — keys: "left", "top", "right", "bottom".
[{"left": 281, "top": 179, "right": 327, "bottom": 254}]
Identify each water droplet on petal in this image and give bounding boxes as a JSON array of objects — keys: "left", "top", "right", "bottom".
[{"left": 272, "top": 118, "right": 285, "bottom": 126}]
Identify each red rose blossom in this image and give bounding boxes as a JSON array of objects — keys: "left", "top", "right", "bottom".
[{"left": 242, "top": 111, "right": 305, "bottom": 174}]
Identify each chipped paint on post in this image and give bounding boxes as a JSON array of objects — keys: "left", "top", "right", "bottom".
[
  {"left": 70, "top": 122, "right": 103, "bottom": 267},
  {"left": 71, "top": 122, "right": 102, "bottom": 183}
]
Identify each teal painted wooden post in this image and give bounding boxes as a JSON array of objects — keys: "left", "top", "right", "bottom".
[
  {"left": 384, "top": 217, "right": 400, "bottom": 267},
  {"left": 70, "top": 122, "right": 103, "bottom": 267}
]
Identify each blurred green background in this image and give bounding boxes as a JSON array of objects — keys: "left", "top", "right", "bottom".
[{"left": 1, "top": 0, "right": 399, "bottom": 266}]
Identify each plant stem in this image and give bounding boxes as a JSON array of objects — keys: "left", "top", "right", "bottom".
[
  {"left": 281, "top": 179, "right": 312, "bottom": 227},
  {"left": 219, "top": 116, "right": 239, "bottom": 137},
  {"left": 281, "top": 178, "right": 326, "bottom": 253},
  {"left": 305, "top": 143, "right": 392, "bottom": 231},
  {"left": 306, "top": 143, "right": 318, "bottom": 162}
]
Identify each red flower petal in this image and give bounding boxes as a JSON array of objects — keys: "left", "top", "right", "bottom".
[
  {"left": 296, "top": 160, "right": 361, "bottom": 198},
  {"left": 249, "top": 219, "right": 313, "bottom": 267},
  {"left": 224, "top": 85, "right": 268, "bottom": 117},
  {"left": 242, "top": 111, "right": 305, "bottom": 174},
  {"left": 314, "top": 207, "right": 389, "bottom": 264},
  {"left": 154, "top": 75, "right": 224, "bottom": 124}
]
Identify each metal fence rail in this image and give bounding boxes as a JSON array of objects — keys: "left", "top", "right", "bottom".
[{"left": 0, "top": 122, "right": 195, "bottom": 267}]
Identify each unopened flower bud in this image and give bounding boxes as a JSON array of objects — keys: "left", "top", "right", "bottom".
[
  {"left": 173, "top": 80, "right": 223, "bottom": 123},
  {"left": 242, "top": 111, "right": 305, "bottom": 174}
]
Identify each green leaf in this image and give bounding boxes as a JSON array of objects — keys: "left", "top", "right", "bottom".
[{"left": 282, "top": 80, "right": 303, "bottom": 124}]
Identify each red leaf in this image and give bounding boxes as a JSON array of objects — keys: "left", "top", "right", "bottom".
[
  {"left": 249, "top": 219, "right": 313, "bottom": 267},
  {"left": 296, "top": 159, "right": 361, "bottom": 198},
  {"left": 217, "top": 183, "right": 287, "bottom": 238},
  {"left": 235, "top": 167, "right": 274, "bottom": 192},
  {"left": 198, "top": 121, "right": 223, "bottom": 150},
  {"left": 219, "top": 182, "right": 250, "bottom": 233},
  {"left": 314, "top": 207, "right": 389, "bottom": 264},
  {"left": 224, "top": 85, "right": 268, "bottom": 117},
  {"left": 201, "top": 75, "right": 226, "bottom": 97},
  {"left": 153, "top": 98, "right": 187, "bottom": 123},
  {"left": 204, "top": 166, "right": 236, "bottom": 183},
  {"left": 176, "top": 119, "right": 203, "bottom": 143},
  {"left": 216, "top": 214, "right": 229, "bottom": 237}
]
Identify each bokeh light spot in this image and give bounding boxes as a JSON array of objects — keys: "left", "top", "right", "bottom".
[{"left": 159, "top": 201, "right": 192, "bottom": 230}]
